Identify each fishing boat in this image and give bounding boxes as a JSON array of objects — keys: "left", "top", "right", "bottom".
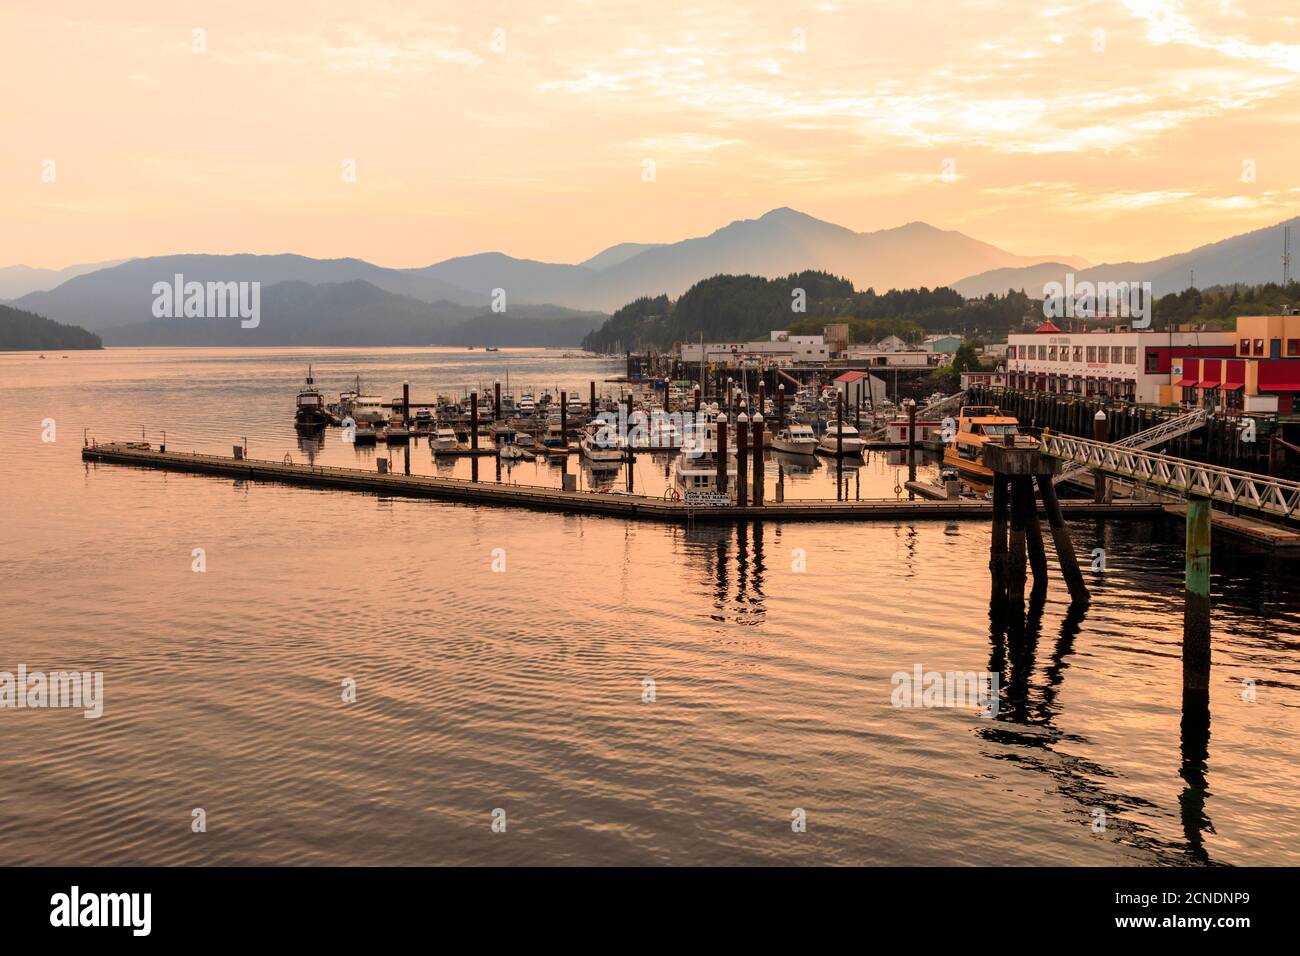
[
  {"left": 943, "top": 405, "right": 1034, "bottom": 480},
  {"left": 384, "top": 416, "right": 410, "bottom": 443},
  {"left": 771, "top": 423, "right": 817, "bottom": 455},
  {"left": 579, "top": 422, "right": 624, "bottom": 463},
  {"left": 352, "top": 420, "right": 378, "bottom": 444},
  {"left": 294, "top": 366, "right": 331, "bottom": 427},
  {"left": 816, "top": 420, "right": 865, "bottom": 457}
]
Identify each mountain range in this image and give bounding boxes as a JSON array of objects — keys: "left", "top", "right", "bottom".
[
  {"left": 5, "top": 207, "right": 1295, "bottom": 346},
  {"left": 953, "top": 216, "right": 1300, "bottom": 299}
]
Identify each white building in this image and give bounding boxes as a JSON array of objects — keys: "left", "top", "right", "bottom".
[
  {"left": 1005, "top": 322, "right": 1236, "bottom": 405},
  {"left": 844, "top": 349, "right": 937, "bottom": 368},
  {"left": 680, "top": 334, "right": 828, "bottom": 366}
]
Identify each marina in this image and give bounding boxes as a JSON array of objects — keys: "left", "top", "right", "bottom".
[{"left": 8, "top": 345, "right": 1300, "bottom": 871}]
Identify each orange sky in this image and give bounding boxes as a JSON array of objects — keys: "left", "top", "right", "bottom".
[{"left": 3, "top": 0, "right": 1298, "bottom": 270}]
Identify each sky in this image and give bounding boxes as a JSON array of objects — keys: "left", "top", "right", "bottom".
[{"left": 3, "top": 0, "right": 1299, "bottom": 271}]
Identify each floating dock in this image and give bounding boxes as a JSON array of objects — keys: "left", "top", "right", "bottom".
[{"left": 82, "top": 441, "right": 1167, "bottom": 524}]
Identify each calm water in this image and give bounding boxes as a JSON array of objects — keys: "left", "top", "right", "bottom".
[{"left": 2, "top": 347, "right": 1298, "bottom": 866}]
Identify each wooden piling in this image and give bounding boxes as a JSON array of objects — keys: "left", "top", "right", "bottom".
[
  {"left": 1035, "top": 473, "right": 1089, "bottom": 603},
  {"left": 1022, "top": 476, "right": 1049, "bottom": 594},
  {"left": 590, "top": 381, "right": 597, "bottom": 417},
  {"left": 990, "top": 474, "right": 1010, "bottom": 602},
  {"left": 751, "top": 413, "right": 764, "bottom": 507},
  {"left": 716, "top": 414, "right": 728, "bottom": 496},
  {"left": 1008, "top": 476, "right": 1029, "bottom": 603},
  {"left": 1183, "top": 495, "right": 1212, "bottom": 695},
  {"left": 777, "top": 383, "right": 785, "bottom": 429},
  {"left": 736, "top": 414, "right": 749, "bottom": 508},
  {"left": 494, "top": 381, "right": 502, "bottom": 422},
  {"left": 1092, "top": 410, "right": 1108, "bottom": 503},
  {"left": 470, "top": 393, "right": 479, "bottom": 450}
]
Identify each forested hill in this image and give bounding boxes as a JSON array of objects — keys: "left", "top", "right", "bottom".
[
  {"left": 0, "top": 304, "right": 102, "bottom": 350},
  {"left": 581, "top": 271, "right": 1034, "bottom": 352}
]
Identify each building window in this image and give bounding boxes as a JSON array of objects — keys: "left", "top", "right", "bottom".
[
  {"left": 1049, "top": 346, "right": 1057, "bottom": 361},
  {"left": 1111, "top": 346, "right": 1123, "bottom": 363},
  {"left": 1087, "top": 346, "right": 1097, "bottom": 362},
  {"left": 1073, "top": 346, "right": 1083, "bottom": 362},
  {"left": 1254, "top": 338, "right": 1265, "bottom": 356},
  {"left": 1240, "top": 338, "right": 1250, "bottom": 355},
  {"left": 1124, "top": 347, "right": 1136, "bottom": 365},
  {"left": 1288, "top": 339, "right": 1300, "bottom": 357},
  {"left": 1145, "top": 350, "right": 1159, "bottom": 372}
]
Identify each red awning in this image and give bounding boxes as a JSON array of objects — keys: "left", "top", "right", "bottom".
[
  {"left": 1197, "top": 359, "right": 1221, "bottom": 389},
  {"left": 1175, "top": 359, "right": 1199, "bottom": 387},
  {"left": 1221, "top": 360, "right": 1245, "bottom": 391}
]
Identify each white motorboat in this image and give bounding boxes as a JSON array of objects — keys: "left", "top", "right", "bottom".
[
  {"left": 517, "top": 394, "right": 536, "bottom": 415},
  {"left": 579, "top": 422, "right": 624, "bottom": 463},
  {"left": 671, "top": 413, "right": 736, "bottom": 501},
  {"left": 431, "top": 425, "right": 460, "bottom": 452},
  {"left": 771, "top": 423, "right": 817, "bottom": 455},
  {"left": 816, "top": 420, "right": 865, "bottom": 457},
  {"left": 499, "top": 442, "right": 528, "bottom": 460}
]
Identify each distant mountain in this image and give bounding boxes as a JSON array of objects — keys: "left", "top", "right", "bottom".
[
  {"left": 101, "top": 280, "right": 604, "bottom": 347},
  {"left": 559, "top": 208, "right": 1088, "bottom": 311},
  {"left": 10, "top": 209, "right": 1086, "bottom": 326},
  {"left": 11, "top": 254, "right": 485, "bottom": 331},
  {"left": 409, "top": 252, "right": 594, "bottom": 307},
  {"left": 0, "top": 260, "right": 125, "bottom": 299},
  {"left": 952, "top": 217, "right": 1300, "bottom": 298},
  {"left": 579, "top": 242, "right": 665, "bottom": 271},
  {"left": 0, "top": 303, "right": 102, "bottom": 350}
]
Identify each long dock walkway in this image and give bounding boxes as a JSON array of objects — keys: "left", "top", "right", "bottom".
[{"left": 81, "top": 442, "right": 1165, "bottom": 524}]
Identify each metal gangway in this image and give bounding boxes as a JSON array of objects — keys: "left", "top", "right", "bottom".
[
  {"left": 1053, "top": 408, "right": 1207, "bottom": 486},
  {"left": 1042, "top": 431, "right": 1300, "bottom": 520}
]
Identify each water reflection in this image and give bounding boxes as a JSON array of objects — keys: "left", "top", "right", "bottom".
[
  {"left": 982, "top": 586, "right": 1218, "bottom": 864},
  {"left": 680, "top": 522, "right": 768, "bottom": 626}
]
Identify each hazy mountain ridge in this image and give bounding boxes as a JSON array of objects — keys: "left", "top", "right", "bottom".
[
  {"left": 952, "top": 216, "right": 1300, "bottom": 298},
  {"left": 7, "top": 208, "right": 1093, "bottom": 326},
  {"left": 101, "top": 279, "right": 605, "bottom": 347},
  {"left": 0, "top": 260, "right": 125, "bottom": 299},
  {"left": 0, "top": 303, "right": 102, "bottom": 350}
]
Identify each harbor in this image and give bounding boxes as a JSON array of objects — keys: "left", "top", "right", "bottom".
[{"left": 9, "top": 345, "right": 1300, "bottom": 871}]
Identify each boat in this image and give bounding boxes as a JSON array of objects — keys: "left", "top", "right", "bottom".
[
  {"left": 485, "top": 346, "right": 500, "bottom": 352},
  {"left": 542, "top": 417, "right": 565, "bottom": 448},
  {"left": 579, "top": 422, "right": 624, "bottom": 463},
  {"left": 431, "top": 425, "right": 460, "bottom": 452},
  {"left": 294, "top": 365, "right": 332, "bottom": 427},
  {"left": 771, "top": 423, "right": 817, "bottom": 455},
  {"left": 816, "top": 420, "right": 865, "bottom": 457},
  {"left": 350, "top": 393, "right": 387, "bottom": 425},
  {"left": 384, "top": 416, "right": 410, "bottom": 444},
  {"left": 671, "top": 414, "right": 737, "bottom": 502},
  {"left": 943, "top": 405, "right": 1034, "bottom": 480},
  {"left": 352, "top": 421, "right": 378, "bottom": 444},
  {"left": 499, "top": 442, "right": 528, "bottom": 460},
  {"left": 518, "top": 394, "right": 536, "bottom": 415}
]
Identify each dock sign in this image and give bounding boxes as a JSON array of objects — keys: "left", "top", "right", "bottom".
[{"left": 686, "top": 492, "right": 731, "bottom": 507}]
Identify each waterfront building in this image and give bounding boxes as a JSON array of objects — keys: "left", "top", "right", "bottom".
[
  {"left": 678, "top": 332, "right": 829, "bottom": 366},
  {"left": 1005, "top": 321, "right": 1235, "bottom": 405},
  {"left": 1174, "top": 311, "right": 1300, "bottom": 415}
]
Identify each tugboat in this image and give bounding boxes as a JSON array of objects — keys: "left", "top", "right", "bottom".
[
  {"left": 295, "top": 365, "right": 332, "bottom": 427},
  {"left": 943, "top": 405, "right": 1034, "bottom": 480}
]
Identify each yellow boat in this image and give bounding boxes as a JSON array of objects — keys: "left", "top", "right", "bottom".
[{"left": 942, "top": 405, "right": 1036, "bottom": 480}]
